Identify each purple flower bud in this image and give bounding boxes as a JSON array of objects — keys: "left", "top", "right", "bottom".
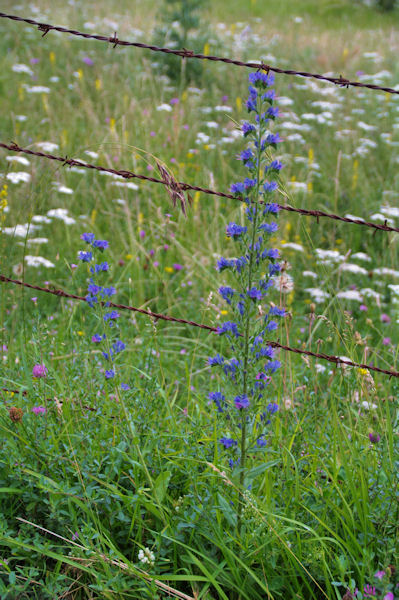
[{"left": 32, "top": 364, "right": 48, "bottom": 378}]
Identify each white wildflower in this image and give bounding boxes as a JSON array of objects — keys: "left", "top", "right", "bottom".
[
  {"left": 287, "top": 182, "right": 307, "bottom": 192},
  {"left": 32, "top": 215, "right": 52, "bottom": 224},
  {"left": 85, "top": 150, "right": 99, "bottom": 159},
  {"left": 26, "top": 238, "right": 49, "bottom": 245},
  {"left": 55, "top": 185, "right": 74, "bottom": 195},
  {"left": 214, "top": 105, "right": 233, "bottom": 112},
  {"left": 12, "top": 63, "right": 34, "bottom": 76},
  {"left": 6, "top": 156, "right": 30, "bottom": 166},
  {"left": 373, "top": 268, "right": 399, "bottom": 278},
  {"left": 361, "top": 401, "right": 377, "bottom": 411},
  {"left": 303, "top": 271, "right": 317, "bottom": 279},
  {"left": 380, "top": 206, "right": 399, "bottom": 218},
  {"left": 24, "top": 85, "right": 51, "bottom": 94},
  {"left": 47, "top": 208, "right": 76, "bottom": 225},
  {"left": 25, "top": 255, "right": 55, "bottom": 268},
  {"left": 3, "top": 223, "right": 40, "bottom": 237},
  {"left": 336, "top": 290, "right": 363, "bottom": 301},
  {"left": 315, "top": 249, "right": 344, "bottom": 262},
  {"left": 138, "top": 547, "right": 155, "bottom": 566},
  {"left": 156, "top": 103, "right": 172, "bottom": 112},
  {"left": 111, "top": 181, "right": 139, "bottom": 190},
  {"left": 196, "top": 132, "right": 210, "bottom": 144},
  {"left": 305, "top": 288, "right": 330, "bottom": 303},
  {"left": 36, "top": 142, "right": 59, "bottom": 152},
  {"left": 370, "top": 213, "right": 394, "bottom": 226},
  {"left": 281, "top": 242, "right": 304, "bottom": 252},
  {"left": 388, "top": 284, "right": 399, "bottom": 296},
  {"left": 357, "top": 121, "right": 377, "bottom": 132},
  {"left": 352, "top": 252, "right": 371, "bottom": 262},
  {"left": 15, "top": 115, "right": 27, "bottom": 122},
  {"left": 6, "top": 172, "right": 31, "bottom": 184},
  {"left": 340, "top": 264, "right": 368, "bottom": 275}
]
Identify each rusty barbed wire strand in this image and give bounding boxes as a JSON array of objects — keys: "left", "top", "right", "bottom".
[
  {"left": 2, "top": 142, "right": 398, "bottom": 234},
  {"left": 1, "top": 12, "right": 399, "bottom": 96},
  {"left": 1, "top": 274, "right": 398, "bottom": 378}
]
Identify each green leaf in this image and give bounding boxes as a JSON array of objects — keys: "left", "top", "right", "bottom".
[{"left": 154, "top": 470, "right": 171, "bottom": 503}]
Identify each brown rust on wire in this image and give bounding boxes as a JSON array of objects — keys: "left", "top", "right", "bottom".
[
  {"left": 1, "top": 274, "right": 398, "bottom": 379},
  {"left": 1, "top": 141, "right": 399, "bottom": 235},
  {"left": 1, "top": 12, "right": 399, "bottom": 96}
]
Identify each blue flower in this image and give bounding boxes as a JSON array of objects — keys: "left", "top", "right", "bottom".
[
  {"left": 242, "top": 122, "right": 256, "bottom": 136},
  {"left": 81, "top": 232, "right": 95, "bottom": 244},
  {"left": 265, "top": 320, "right": 278, "bottom": 331},
  {"left": 220, "top": 437, "right": 238, "bottom": 449},
  {"left": 248, "top": 71, "right": 275, "bottom": 88},
  {"left": 88, "top": 283, "right": 101, "bottom": 295},
  {"left": 78, "top": 251, "right": 93, "bottom": 262},
  {"left": 121, "top": 383, "right": 130, "bottom": 391},
  {"left": 90, "top": 261, "right": 109, "bottom": 274},
  {"left": 269, "top": 306, "right": 285, "bottom": 317},
  {"left": 231, "top": 182, "right": 246, "bottom": 195},
  {"left": 259, "top": 222, "right": 278, "bottom": 234},
  {"left": 263, "top": 203, "right": 280, "bottom": 215},
  {"left": 226, "top": 222, "right": 248, "bottom": 239},
  {"left": 237, "top": 301, "right": 245, "bottom": 315},
  {"left": 217, "top": 321, "right": 240, "bottom": 338},
  {"left": 267, "top": 106, "right": 279, "bottom": 119},
  {"left": 92, "top": 334, "right": 104, "bottom": 343},
  {"left": 266, "top": 133, "right": 281, "bottom": 146},
  {"left": 86, "top": 293, "right": 98, "bottom": 307},
  {"left": 263, "top": 181, "right": 278, "bottom": 193},
  {"left": 234, "top": 394, "right": 250, "bottom": 409},
  {"left": 105, "top": 369, "right": 116, "bottom": 379},
  {"left": 247, "top": 287, "right": 262, "bottom": 301},
  {"left": 208, "top": 354, "right": 225, "bottom": 366},
  {"left": 269, "top": 263, "right": 281, "bottom": 276},
  {"left": 93, "top": 240, "right": 109, "bottom": 251},
  {"left": 264, "top": 360, "right": 281, "bottom": 374},
  {"left": 217, "top": 257, "right": 234, "bottom": 272},
  {"left": 112, "top": 340, "right": 126, "bottom": 353},
  {"left": 239, "top": 148, "right": 254, "bottom": 162},
  {"left": 234, "top": 256, "right": 248, "bottom": 273},
  {"left": 101, "top": 286, "right": 117, "bottom": 298},
  {"left": 256, "top": 436, "right": 268, "bottom": 447},
  {"left": 104, "top": 311, "right": 120, "bottom": 322},
  {"left": 246, "top": 97, "right": 257, "bottom": 112},
  {"left": 209, "top": 391, "right": 226, "bottom": 412},
  {"left": 265, "top": 160, "right": 283, "bottom": 173},
  {"left": 218, "top": 286, "right": 235, "bottom": 303},
  {"left": 267, "top": 402, "right": 279, "bottom": 414}
]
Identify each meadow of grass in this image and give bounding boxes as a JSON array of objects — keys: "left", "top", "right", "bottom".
[{"left": 0, "top": 0, "right": 398, "bottom": 598}]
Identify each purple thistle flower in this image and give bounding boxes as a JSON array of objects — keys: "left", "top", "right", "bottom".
[
  {"left": 32, "top": 406, "right": 46, "bottom": 415},
  {"left": 369, "top": 432, "right": 381, "bottom": 444}
]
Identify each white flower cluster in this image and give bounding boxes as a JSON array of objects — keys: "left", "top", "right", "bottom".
[{"left": 138, "top": 547, "right": 155, "bottom": 566}]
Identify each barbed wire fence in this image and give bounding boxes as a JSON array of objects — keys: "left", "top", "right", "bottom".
[{"left": 0, "top": 11, "right": 398, "bottom": 395}]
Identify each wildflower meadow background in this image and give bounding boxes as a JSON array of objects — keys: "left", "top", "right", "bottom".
[{"left": 0, "top": 0, "right": 398, "bottom": 598}]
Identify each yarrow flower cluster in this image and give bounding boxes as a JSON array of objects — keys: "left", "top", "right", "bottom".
[
  {"left": 138, "top": 547, "right": 155, "bottom": 567},
  {"left": 208, "top": 72, "right": 285, "bottom": 478},
  {"left": 78, "top": 233, "right": 129, "bottom": 391}
]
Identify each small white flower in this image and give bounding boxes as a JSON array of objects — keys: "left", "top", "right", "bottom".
[
  {"left": 47, "top": 208, "right": 76, "bottom": 225},
  {"left": 36, "top": 142, "right": 59, "bottom": 152},
  {"left": 54, "top": 185, "right": 74, "bottom": 195},
  {"left": 12, "top": 63, "right": 34, "bottom": 76},
  {"left": 85, "top": 150, "right": 99, "bottom": 159},
  {"left": 6, "top": 156, "right": 30, "bottom": 166},
  {"left": 388, "top": 284, "right": 399, "bottom": 296},
  {"left": 357, "top": 121, "right": 377, "bottom": 132},
  {"left": 156, "top": 103, "right": 172, "bottom": 112},
  {"left": 305, "top": 288, "right": 330, "bottom": 303},
  {"left": 32, "top": 215, "right": 52, "bottom": 224},
  {"left": 380, "top": 205, "right": 399, "bottom": 218},
  {"left": 6, "top": 172, "right": 31, "bottom": 184},
  {"left": 3, "top": 223, "right": 40, "bottom": 237},
  {"left": 315, "top": 249, "right": 344, "bottom": 262},
  {"left": 24, "top": 85, "right": 51, "bottom": 94},
  {"left": 214, "top": 105, "right": 233, "bottom": 112},
  {"left": 25, "top": 255, "right": 55, "bottom": 268},
  {"left": 111, "top": 181, "right": 139, "bottom": 190},
  {"left": 281, "top": 242, "right": 304, "bottom": 252},
  {"left": 15, "top": 115, "right": 27, "bottom": 122},
  {"left": 302, "top": 271, "right": 317, "bottom": 279},
  {"left": 361, "top": 401, "right": 377, "bottom": 411},
  {"left": 340, "top": 264, "right": 368, "bottom": 275},
  {"left": 26, "top": 238, "right": 49, "bottom": 245},
  {"left": 138, "top": 547, "right": 155, "bottom": 566},
  {"left": 373, "top": 267, "right": 399, "bottom": 278},
  {"left": 352, "top": 252, "right": 371, "bottom": 262},
  {"left": 336, "top": 290, "right": 363, "bottom": 302}
]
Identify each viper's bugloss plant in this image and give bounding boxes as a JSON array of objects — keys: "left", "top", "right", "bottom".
[
  {"left": 78, "top": 233, "right": 129, "bottom": 393},
  {"left": 208, "top": 71, "right": 285, "bottom": 525}
]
